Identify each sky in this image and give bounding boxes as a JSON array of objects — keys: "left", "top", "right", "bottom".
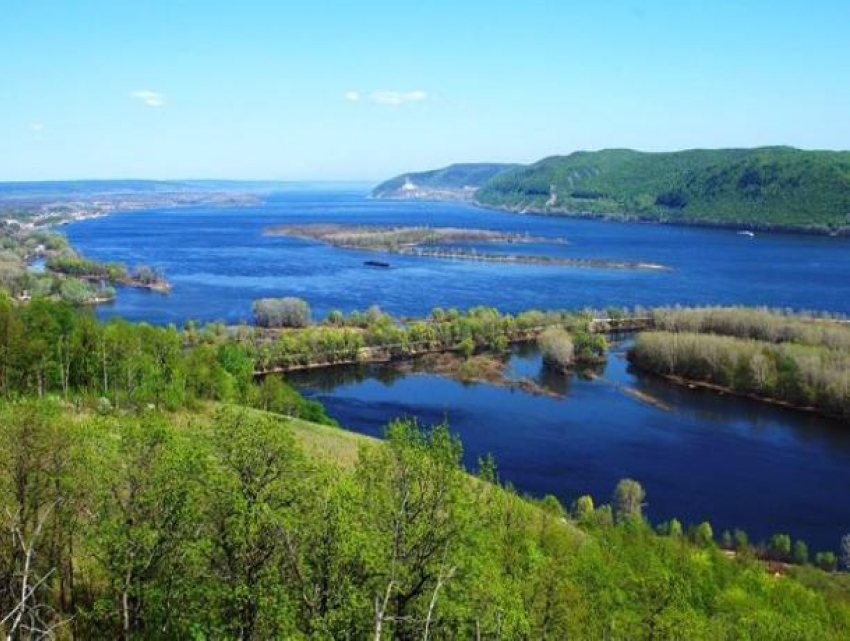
[{"left": 2, "top": 0, "right": 849, "bottom": 181}]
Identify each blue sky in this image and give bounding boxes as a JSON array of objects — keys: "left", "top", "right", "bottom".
[{"left": 2, "top": 0, "right": 849, "bottom": 181}]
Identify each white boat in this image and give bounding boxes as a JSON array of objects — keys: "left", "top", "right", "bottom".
[{"left": 737, "top": 231, "right": 755, "bottom": 238}]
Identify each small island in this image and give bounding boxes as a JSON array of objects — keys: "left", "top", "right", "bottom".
[{"left": 265, "top": 223, "right": 668, "bottom": 271}]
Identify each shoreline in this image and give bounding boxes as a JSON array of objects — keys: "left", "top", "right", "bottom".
[
  {"left": 471, "top": 200, "right": 850, "bottom": 238},
  {"left": 630, "top": 365, "right": 844, "bottom": 421},
  {"left": 371, "top": 193, "right": 850, "bottom": 238}
]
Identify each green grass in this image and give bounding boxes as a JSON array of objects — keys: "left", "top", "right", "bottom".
[{"left": 285, "top": 415, "right": 374, "bottom": 469}]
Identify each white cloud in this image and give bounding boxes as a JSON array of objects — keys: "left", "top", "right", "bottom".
[
  {"left": 132, "top": 90, "right": 166, "bottom": 107},
  {"left": 29, "top": 123, "right": 44, "bottom": 133},
  {"left": 344, "top": 90, "right": 360, "bottom": 102},
  {"left": 369, "top": 90, "right": 427, "bottom": 106}
]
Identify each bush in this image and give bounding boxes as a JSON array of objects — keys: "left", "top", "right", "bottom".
[
  {"left": 538, "top": 327, "right": 574, "bottom": 371},
  {"left": 253, "top": 297, "right": 312, "bottom": 328},
  {"left": 815, "top": 551, "right": 838, "bottom": 572}
]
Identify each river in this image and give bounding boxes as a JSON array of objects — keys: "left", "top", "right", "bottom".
[{"left": 64, "top": 187, "right": 850, "bottom": 552}]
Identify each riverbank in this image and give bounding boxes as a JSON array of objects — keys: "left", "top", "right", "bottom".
[
  {"left": 472, "top": 200, "right": 850, "bottom": 237},
  {"left": 634, "top": 368, "right": 840, "bottom": 420}
]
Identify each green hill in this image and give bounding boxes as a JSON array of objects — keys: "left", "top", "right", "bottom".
[
  {"left": 475, "top": 147, "right": 850, "bottom": 232},
  {"left": 371, "top": 162, "right": 520, "bottom": 200}
]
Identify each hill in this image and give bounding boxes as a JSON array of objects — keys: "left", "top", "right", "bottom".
[
  {"left": 371, "top": 162, "right": 520, "bottom": 200},
  {"left": 475, "top": 147, "right": 850, "bottom": 233}
]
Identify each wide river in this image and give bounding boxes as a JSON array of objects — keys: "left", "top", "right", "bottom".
[{"left": 67, "top": 187, "right": 850, "bottom": 552}]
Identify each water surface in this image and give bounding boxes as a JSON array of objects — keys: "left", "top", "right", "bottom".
[
  {"left": 65, "top": 189, "right": 850, "bottom": 324},
  {"left": 291, "top": 342, "right": 850, "bottom": 553}
]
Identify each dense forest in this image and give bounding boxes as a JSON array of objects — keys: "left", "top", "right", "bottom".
[
  {"left": 469, "top": 147, "right": 850, "bottom": 232},
  {"left": 630, "top": 307, "right": 850, "bottom": 418}
]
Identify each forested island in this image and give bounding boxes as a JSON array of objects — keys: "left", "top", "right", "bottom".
[
  {"left": 0, "top": 222, "right": 169, "bottom": 305},
  {"left": 3, "top": 292, "right": 850, "bottom": 637},
  {"left": 375, "top": 147, "right": 850, "bottom": 234}
]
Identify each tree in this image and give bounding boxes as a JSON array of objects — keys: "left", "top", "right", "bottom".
[
  {"left": 457, "top": 337, "right": 475, "bottom": 359},
  {"left": 612, "top": 479, "right": 645, "bottom": 523},
  {"left": 200, "top": 408, "right": 307, "bottom": 639},
  {"left": 573, "top": 495, "right": 594, "bottom": 521},
  {"left": 326, "top": 309, "right": 345, "bottom": 325},
  {"left": 815, "top": 551, "right": 837, "bottom": 572},
  {"left": 768, "top": 534, "right": 792, "bottom": 561},
  {"left": 733, "top": 529, "right": 749, "bottom": 551},
  {"left": 90, "top": 416, "right": 199, "bottom": 637},
  {"left": 252, "top": 297, "right": 312, "bottom": 328},
  {"left": 668, "top": 518, "right": 683, "bottom": 537},
  {"left": 538, "top": 327, "right": 574, "bottom": 372},
  {"left": 692, "top": 522, "right": 714, "bottom": 547},
  {"left": 355, "top": 420, "right": 469, "bottom": 640},
  {"left": 792, "top": 540, "right": 809, "bottom": 565}
]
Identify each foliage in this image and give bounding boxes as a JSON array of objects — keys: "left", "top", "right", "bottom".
[
  {"left": 769, "top": 533, "right": 792, "bottom": 561},
  {"left": 252, "top": 297, "right": 312, "bottom": 328},
  {"left": 538, "top": 326, "right": 574, "bottom": 371},
  {"left": 630, "top": 330, "right": 850, "bottom": 418},
  {"left": 0, "top": 296, "right": 334, "bottom": 424},
  {"left": 613, "top": 478, "right": 645, "bottom": 523},
  {"left": 476, "top": 147, "right": 850, "bottom": 232},
  {"left": 2, "top": 403, "right": 850, "bottom": 638}
]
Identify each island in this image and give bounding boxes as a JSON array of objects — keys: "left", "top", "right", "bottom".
[{"left": 265, "top": 223, "right": 669, "bottom": 271}]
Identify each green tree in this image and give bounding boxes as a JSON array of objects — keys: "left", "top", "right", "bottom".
[
  {"left": 815, "top": 551, "right": 837, "bottom": 572},
  {"left": 768, "top": 534, "right": 792, "bottom": 561},
  {"left": 612, "top": 478, "right": 645, "bottom": 523},
  {"left": 573, "top": 495, "right": 595, "bottom": 522},
  {"left": 792, "top": 540, "right": 809, "bottom": 565},
  {"left": 692, "top": 522, "right": 714, "bottom": 547}
]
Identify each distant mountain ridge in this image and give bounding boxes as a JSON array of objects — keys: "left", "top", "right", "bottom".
[
  {"left": 376, "top": 148, "right": 850, "bottom": 233},
  {"left": 371, "top": 163, "right": 520, "bottom": 201},
  {"left": 0, "top": 179, "right": 291, "bottom": 198}
]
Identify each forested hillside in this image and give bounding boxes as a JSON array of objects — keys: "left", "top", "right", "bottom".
[{"left": 474, "top": 147, "right": 850, "bottom": 232}]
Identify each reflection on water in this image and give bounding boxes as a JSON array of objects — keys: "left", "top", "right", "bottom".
[{"left": 289, "top": 342, "right": 850, "bottom": 553}]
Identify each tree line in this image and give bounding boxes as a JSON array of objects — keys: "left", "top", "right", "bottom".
[
  {"left": 0, "top": 292, "right": 334, "bottom": 425},
  {"left": 248, "top": 299, "right": 601, "bottom": 372},
  {"left": 630, "top": 331, "right": 850, "bottom": 419}
]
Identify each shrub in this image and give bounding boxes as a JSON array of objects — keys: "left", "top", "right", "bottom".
[
  {"left": 253, "top": 297, "right": 312, "bottom": 328},
  {"left": 538, "top": 327, "right": 574, "bottom": 371}
]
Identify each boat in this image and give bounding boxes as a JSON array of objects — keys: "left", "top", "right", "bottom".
[
  {"left": 364, "top": 260, "right": 390, "bottom": 268},
  {"left": 737, "top": 231, "right": 755, "bottom": 238}
]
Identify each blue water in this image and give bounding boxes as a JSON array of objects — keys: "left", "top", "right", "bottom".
[
  {"left": 64, "top": 188, "right": 850, "bottom": 552},
  {"left": 65, "top": 188, "right": 850, "bottom": 325},
  {"left": 291, "top": 343, "right": 850, "bottom": 554}
]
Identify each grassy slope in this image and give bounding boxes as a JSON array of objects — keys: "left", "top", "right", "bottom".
[
  {"left": 475, "top": 147, "right": 850, "bottom": 231},
  {"left": 372, "top": 163, "right": 520, "bottom": 197}
]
